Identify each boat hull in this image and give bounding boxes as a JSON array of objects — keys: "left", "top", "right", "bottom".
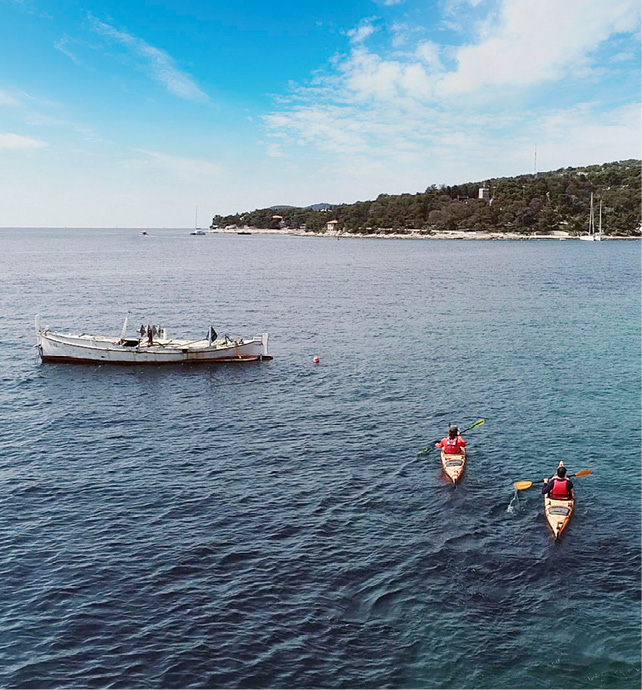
[
  {"left": 441, "top": 449, "right": 466, "bottom": 483},
  {"left": 36, "top": 329, "right": 271, "bottom": 365},
  {"left": 544, "top": 495, "right": 574, "bottom": 540}
]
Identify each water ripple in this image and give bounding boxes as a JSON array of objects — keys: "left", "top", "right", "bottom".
[{"left": 0, "top": 231, "right": 639, "bottom": 688}]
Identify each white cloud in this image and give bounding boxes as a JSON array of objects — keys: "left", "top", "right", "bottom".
[
  {"left": 444, "top": 0, "right": 486, "bottom": 9},
  {"left": 89, "top": 17, "right": 208, "bottom": 102},
  {"left": 133, "top": 149, "right": 222, "bottom": 179},
  {"left": 336, "top": 47, "right": 437, "bottom": 102},
  {"left": 390, "top": 22, "right": 421, "bottom": 47},
  {"left": 265, "top": 0, "right": 641, "bottom": 117},
  {"left": 334, "top": 0, "right": 642, "bottom": 104},
  {"left": 264, "top": 105, "right": 375, "bottom": 155},
  {"left": 535, "top": 102, "right": 641, "bottom": 168},
  {"left": 23, "top": 112, "right": 101, "bottom": 141},
  {"left": 347, "top": 19, "right": 378, "bottom": 44},
  {"left": 54, "top": 37, "right": 83, "bottom": 65},
  {"left": 415, "top": 41, "right": 444, "bottom": 73},
  {"left": 609, "top": 50, "right": 637, "bottom": 63},
  {"left": 0, "top": 132, "right": 47, "bottom": 150},
  {"left": 16, "top": 90, "right": 59, "bottom": 107},
  {"left": 264, "top": 143, "right": 285, "bottom": 158},
  {"left": 438, "top": 0, "right": 641, "bottom": 95}
]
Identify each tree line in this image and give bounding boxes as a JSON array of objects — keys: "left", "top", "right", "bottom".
[{"left": 211, "top": 159, "right": 641, "bottom": 236}]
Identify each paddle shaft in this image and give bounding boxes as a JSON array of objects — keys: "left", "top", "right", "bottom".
[{"left": 514, "top": 469, "right": 592, "bottom": 490}]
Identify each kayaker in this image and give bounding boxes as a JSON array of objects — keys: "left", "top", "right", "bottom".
[
  {"left": 541, "top": 465, "right": 574, "bottom": 499},
  {"left": 435, "top": 425, "right": 466, "bottom": 454}
]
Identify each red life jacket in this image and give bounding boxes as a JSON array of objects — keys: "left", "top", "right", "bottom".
[
  {"left": 443, "top": 436, "right": 464, "bottom": 454},
  {"left": 550, "top": 478, "right": 570, "bottom": 498}
]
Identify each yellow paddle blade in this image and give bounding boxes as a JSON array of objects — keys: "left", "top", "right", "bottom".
[
  {"left": 574, "top": 468, "right": 592, "bottom": 477},
  {"left": 461, "top": 419, "right": 485, "bottom": 434},
  {"left": 514, "top": 481, "right": 533, "bottom": 490}
]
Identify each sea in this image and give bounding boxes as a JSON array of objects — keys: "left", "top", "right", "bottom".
[{"left": 0, "top": 228, "right": 640, "bottom": 689}]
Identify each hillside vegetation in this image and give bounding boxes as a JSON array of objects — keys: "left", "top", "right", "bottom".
[{"left": 212, "top": 159, "right": 641, "bottom": 236}]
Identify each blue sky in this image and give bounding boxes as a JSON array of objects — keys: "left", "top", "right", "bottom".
[{"left": 1, "top": 0, "right": 640, "bottom": 227}]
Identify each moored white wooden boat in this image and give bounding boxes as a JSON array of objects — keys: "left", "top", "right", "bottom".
[{"left": 35, "top": 315, "right": 272, "bottom": 364}]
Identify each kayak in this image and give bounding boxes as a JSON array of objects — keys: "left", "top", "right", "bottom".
[
  {"left": 544, "top": 494, "right": 575, "bottom": 540},
  {"left": 441, "top": 448, "right": 466, "bottom": 483},
  {"left": 543, "top": 461, "right": 575, "bottom": 540}
]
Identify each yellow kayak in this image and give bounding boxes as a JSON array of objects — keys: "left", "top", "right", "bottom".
[
  {"left": 441, "top": 448, "right": 466, "bottom": 483},
  {"left": 544, "top": 495, "right": 574, "bottom": 540},
  {"left": 544, "top": 461, "right": 575, "bottom": 540}
]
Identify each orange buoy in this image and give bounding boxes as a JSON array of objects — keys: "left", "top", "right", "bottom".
[{"left": 313, "top": 356, "right": 320, "bottom": 364}]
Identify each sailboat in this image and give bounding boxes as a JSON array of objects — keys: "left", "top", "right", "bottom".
[
  {"left": 190, "top": 206, "right": 206, "bottom": 235},
  {"left": 579, "top": 193, "right": 602, "bottom": 241}
]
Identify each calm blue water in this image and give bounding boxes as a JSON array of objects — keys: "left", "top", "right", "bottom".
[{"left": 0, "top": 229, "right": 640, "bottom": 689}]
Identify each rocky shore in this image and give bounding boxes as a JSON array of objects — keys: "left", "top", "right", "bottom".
[{"left": 204, "top": 228, "right": 637, "bottom": 240}]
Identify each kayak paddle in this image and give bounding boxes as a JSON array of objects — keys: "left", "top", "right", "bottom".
[
  {"left": 416, "top": 418, "right": 485, "bottom": 456},
  {"left": 514, "top": 468, "right": 592, "bottom": 491}
]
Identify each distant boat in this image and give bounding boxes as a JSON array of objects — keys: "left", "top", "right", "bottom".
[
  {"left": 190, "top": 206, "right": 205, "bottom": 235},
  {"left": 237, "top": 231, "right": 252, "bottom": 235},
  {"left": 35, "top": 315, "right": 272, "bottom": 364},
  {"left": 140, "top": 231, "right": 148, "bottom": 237},
  {"left": 579, "top": 193, "right": 602, "bottom": 241}
]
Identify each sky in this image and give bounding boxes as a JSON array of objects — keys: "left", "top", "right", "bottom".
[{"left": 1, "top": 0, "right": 640, "bottom": 227}]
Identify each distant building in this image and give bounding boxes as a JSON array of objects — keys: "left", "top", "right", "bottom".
[
  {"left": 271, "top": 214, "right": 285, "bottom": 229},
  {"left": 326, "top": 219, "right": 339, "bottom": 232},
  {"left": 478, "top": 185, "right": 490, "bottom": 201}
]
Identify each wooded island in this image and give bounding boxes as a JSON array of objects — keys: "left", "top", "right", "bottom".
[{"left": 212, "top": 160, "right": 640, "bottom": 237}]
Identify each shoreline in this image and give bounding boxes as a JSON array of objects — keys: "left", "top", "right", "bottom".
[{"left": 204, "top": 228, "right": 639, "bottom": 240}]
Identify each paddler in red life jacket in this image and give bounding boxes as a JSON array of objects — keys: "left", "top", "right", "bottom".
[
  {"left": 435, "top": 425, "right": 466, "bottom": 454},
  {"left": 541, "top": 465, "right": 574, "bottom": 499}
]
